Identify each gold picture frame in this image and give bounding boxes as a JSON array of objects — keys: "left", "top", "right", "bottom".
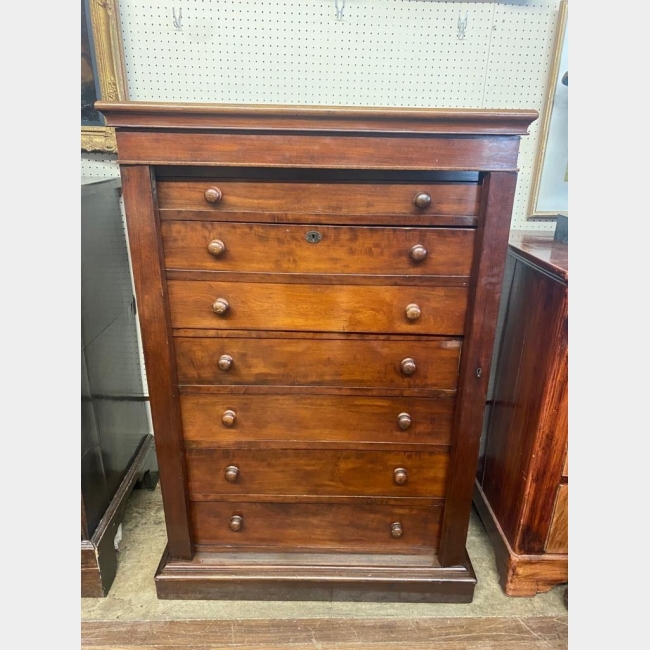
[
  {"left": 527, "top": 0, "right": 568, "bottom": 219},
  {"left": 81, "top": 0, "right": 128, "bottom": 153}
]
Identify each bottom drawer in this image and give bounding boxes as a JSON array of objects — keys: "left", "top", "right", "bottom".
[{"left": 191, "top": 501, "right": 443, "bottom": 554}]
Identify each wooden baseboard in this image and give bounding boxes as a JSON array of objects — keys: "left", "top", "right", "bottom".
[
  {"left": 81, "top": 435, "right": 155, "bottom": 598},
  {"left": 473, "top": 480, "right": 567, "bottom": 597},
  {"left": 155, "top": 546, "right": 477, "bottom": 603}
]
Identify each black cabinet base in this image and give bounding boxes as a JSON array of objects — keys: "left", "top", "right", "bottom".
[{"left": 81, "top": 435, "right": 155, "bottom": 598}]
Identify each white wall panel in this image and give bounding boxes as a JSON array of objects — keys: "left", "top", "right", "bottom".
[{"left": 84, "top": 0, "right": 566, "bottom": 229}]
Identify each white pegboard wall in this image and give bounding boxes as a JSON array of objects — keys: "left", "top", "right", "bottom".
[
  {"left": 482, "top": 1, "right": 560, "bottom": 229},
  {"left": 81, "top": 153, "right": 120, "bottom": 178},
  {"left": 110, "top": 0, "right": 565, "bottom": 229}
]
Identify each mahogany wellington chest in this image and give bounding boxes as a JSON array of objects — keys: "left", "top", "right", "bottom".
[{"left": 97, "top": 101, "right": 537, "bottom": 602}]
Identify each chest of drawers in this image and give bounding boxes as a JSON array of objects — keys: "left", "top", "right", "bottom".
[{"left": 98, "top": 102, "right": 537, "bottom": 602}]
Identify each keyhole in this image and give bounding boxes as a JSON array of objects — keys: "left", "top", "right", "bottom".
[{"left": 305, "top": 231, "right": 322, "bottom": 243}]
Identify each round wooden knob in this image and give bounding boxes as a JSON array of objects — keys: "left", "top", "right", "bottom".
[
  {"left": 218, "top": 354, "right": 233, "bottom": 371},
  {"left": 400, "top": 358, "right": 416, "bottom": 375},
  {"left": 393, "top": 468, "right": 408, "bottom": 485},
  {"left": 229, "top": 515, "right": 243, "bottom": 531},
  {"left": 405, "top": 303, "right": 421, "bottom": 321},
  {"left": 413, "top": 192, "right": 432, "bottom": 209},
  {"left": 409, "top": 244, "right": 428, "bottom": 262},
  {"left": 212, "top": 298, "right": 229, "bottom": 315},
  {"left": 225, "top": 465, "right": 240, "bottom": 482},
  {"left": 397, "top": 413, "right": 412, "bottom": 430},
  {"left": 391, "top": 522, "right": 404, "bottom": 538},
  {"left": 204, "top": 186, "right": 223, "bottom": 204},
  {"left": 222, "top": 409, "right": 237, "bottom": 427},
  {"left": 207, "top": 239, "right": 226, "bottom": 257}
]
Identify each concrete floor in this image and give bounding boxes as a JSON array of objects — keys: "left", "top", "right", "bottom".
[{"left": 81, "top": 486, "right": 567, "bottom": 620}]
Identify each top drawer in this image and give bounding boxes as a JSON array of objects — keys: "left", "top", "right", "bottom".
[{"left": 156, "top": 180, "right": 481, "bottom": 220}]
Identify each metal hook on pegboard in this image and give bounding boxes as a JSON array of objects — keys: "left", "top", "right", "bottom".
[
  {"left": 458, "top": 11, "right": 468, "bottom": 40},
  {"left": 172, "top": 7, "right": 182, "bottom": 30},
  {"left": 334, "top": 0, "right": 346, "bottom": 20}
]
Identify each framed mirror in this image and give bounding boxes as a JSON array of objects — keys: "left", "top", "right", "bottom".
[
  {"left": 81, "top": 0, "right": 128, "bottom": 153},
  {"left": 528, "top": 0, "right": 568, "bottom": 219}
]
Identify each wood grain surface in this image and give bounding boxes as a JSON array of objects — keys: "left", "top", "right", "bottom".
[
  {"left": 174, "top": 335, "right": 462, "bottom": 390},
  {"left": 186, "top": 448, "right": 449, "bottom": 499},
  {"left": 82, "top": 615, "right": 567, "bottom": 649},
  {"left": 114, "top": 131, "right": 522, "bottom": 170},
  {"left": 156, "top": 180, "right": 480, "bottom": 216},
  {"left": 180, "top": 393, "right": 455, "bottom": 447},
  {"left": 545, "top": 485, "right": 568, "bottom": 554},
  {"left": 190, "top": 500, "right": 443, "bottom": 552},
  {"left": 119, "top": 166, "right": 194, "bottom": 559},
  {"left": 161, "top": 221, "right": 476, "bottom": 276},
  {"left": 168, "top": 281, "right": 468, "bottom": 334}
]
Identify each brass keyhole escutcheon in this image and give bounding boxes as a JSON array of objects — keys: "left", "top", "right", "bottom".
[{"left": 305, "top": 230, "right": 322, "bottom": 244}]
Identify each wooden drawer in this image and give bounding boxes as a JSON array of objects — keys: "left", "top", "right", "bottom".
[
  {"left": 156, "top": 180, "right": 480, "bottom": 218},
  {"left": 180, "top": 394, "right": 455, "bottom": 447},
  {"left": 187, "top": 449, "right": 449, "bottom": 499},
  {"left": 168, "top": 281, "right": 468, "bottom": 335},
  {"left": 175, "top": 335, "right": 461, "bottom": 390},
  {"left": 190, "top": 501, "right": 444, "bottom": 553},
  {"left": 161, "top": 222, "right": 476, "bottom": 277}
]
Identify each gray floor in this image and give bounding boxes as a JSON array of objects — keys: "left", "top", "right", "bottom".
[{"left": 81, "top": 486, "right": 567, "bottom": 620}]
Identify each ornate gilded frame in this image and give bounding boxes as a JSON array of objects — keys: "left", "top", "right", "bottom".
[
  {"left": 81, "top": 0, "right": 128, "bottom": 153},
  {"left": 527, "top": 0, "right": 568, "bottom": 219}
]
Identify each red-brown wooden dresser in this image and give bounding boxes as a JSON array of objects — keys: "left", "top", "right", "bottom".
[
  {"left": 97, "top": 102, "right": 537, "bottom": 602},
  {"left": 474, "top": 231, "right": 568, "bottom": 596}
]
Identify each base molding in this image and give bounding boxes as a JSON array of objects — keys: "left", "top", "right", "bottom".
[
  {"left": 81, "top": 435, "right": 156, "bottom": 598},
  {"left": 473, "top": 480, "right": 567, "bottom": 597},
  {"left": 155, "top": 547, "right": 477, "bottom": 602}
]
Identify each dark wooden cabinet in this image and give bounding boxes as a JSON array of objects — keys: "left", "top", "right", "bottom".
[
  {"left": 474, "top": 231, "right": 568, "bottom": 596},
  {"left": 81, "top": 177, "right": 157, "bottom": 597},
  {"left": 97, "top": 102, "right": 537, "bottom": 602}
]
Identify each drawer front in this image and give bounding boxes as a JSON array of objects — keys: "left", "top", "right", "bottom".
[
  {"left": 162, "top": 222, "right": 476, "bottom": 276},
  {"left": 156, "top": 180, "right": 480, "bottom": 216},
  {"left": 190, "top": 501, "right": 444, "bottom": 553},
  {"left": 175, "top": 336, "right": 461, "bottom": 389},
  {"left": 168, "top": 281, "right": 468, "bottom": 335},
  {"left": 180, "top": 394, "right": 455, "bottom": 446},
  {"left": 187, "top": 449, "right": 449, "bottom": 498}
]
